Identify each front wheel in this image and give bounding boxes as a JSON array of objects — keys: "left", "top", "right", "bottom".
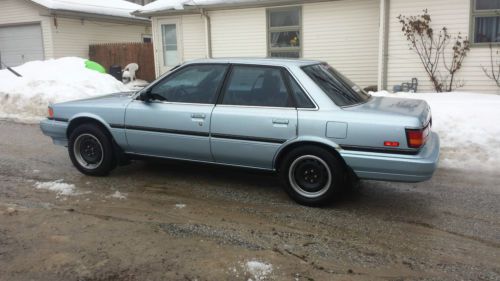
[
  {"left": 280, "top": 146, "right": 346, "bottom": 206},
  {"left": 68, "top": 124, "right": 116, "bottom": 176}
]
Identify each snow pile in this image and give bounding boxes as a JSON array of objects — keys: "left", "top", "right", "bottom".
[
  {"left": 245, "top": 260, "right": 273, "bottom": 281},
  {"left": 34, "top": 180, "right": 77, "bottom": 196},
  {"left": 136, "top": 0, "right": 264, "bottom": 14},
  {"left": 0, "top": 57, "right": 129, "bottom": 123},
  {"left": 31, "top": 0, "right": 145, "bottom": 20},
  {"left": 373, "top": 91, "right": 500, "bottom": 172}
]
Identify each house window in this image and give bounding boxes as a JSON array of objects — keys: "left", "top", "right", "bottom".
[
  {"left": 267, "top": 7, "right": 301, "bottom": 58},
  {"left": 472, "top": 0, "right": 500, "bottom": 44}
]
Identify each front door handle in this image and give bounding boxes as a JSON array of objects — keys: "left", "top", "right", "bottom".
[
  {"left": 272, "top": 119, "right": 289, "bottom": 125},
  {"left": 191, "top": 113, "right": 206, "bottom": 119}
]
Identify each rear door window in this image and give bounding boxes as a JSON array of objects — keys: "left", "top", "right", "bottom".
[
  {"left": 287, "top": 73, "right": 315, "bottom": 108},
  {"left": 221, "top": 66, "right": 294, "bottom": 107}
]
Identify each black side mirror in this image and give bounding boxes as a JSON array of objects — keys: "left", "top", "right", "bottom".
[{"left": 139, "top": 89, "right": 151, "bottom": 101}]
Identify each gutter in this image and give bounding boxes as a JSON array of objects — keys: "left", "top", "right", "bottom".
[
  {"left": 133, "top": 0, "right": 334, "bottom": 18},
  {"left": 46, "top": 9, "right": 150, "bottom": 25},
  {"left": 200, "top": 9, "right": 212, "bottom": 59},
  {"left": 377, "top": 0, "right": 389, "bottom": 91}
]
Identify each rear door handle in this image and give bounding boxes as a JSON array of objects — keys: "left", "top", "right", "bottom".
[
  {"left": 272, "top": 119, "right": 289, "bottom": 125},
  {"left": 191, "top": 113, "right": 206, "bottom": 119}
]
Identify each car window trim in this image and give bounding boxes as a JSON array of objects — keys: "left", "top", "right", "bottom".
[
  {"left": 136, "top": 63, "right": 230, "bottom": 105},
  {"left": 216, "top": 63, "right": 297, "bottom": 109}
]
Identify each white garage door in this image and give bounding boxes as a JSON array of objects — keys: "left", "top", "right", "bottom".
[{"left": 0, "top": 24, "right": 44, "bottom": 68}]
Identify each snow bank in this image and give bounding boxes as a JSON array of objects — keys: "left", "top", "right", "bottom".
[
  {"left": 0, "top": 57, "right": 128, "bottom": 123},
  {"left": 34, "top": 180, "right": 77, "bottom": 196},
  {"left": 245, "top": 260, "right": 273, "bottom": 281},
  {"left": 31, "top": 0, "right": 145, "bottom": 20},
  {"left": 373, "top": 91, "right": 500, "bottom": 172}
]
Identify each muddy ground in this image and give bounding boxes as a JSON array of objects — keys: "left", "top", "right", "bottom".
[{"left": 0, "top": 121, "right": 499, "bottom": 281}]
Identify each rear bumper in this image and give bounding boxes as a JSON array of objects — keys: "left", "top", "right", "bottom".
[
  {"left": 340, "top": 132, "right": 440, "bottom": 182},
  {"left": 40, "top": 119, "right": 68, "bottom": 146}
]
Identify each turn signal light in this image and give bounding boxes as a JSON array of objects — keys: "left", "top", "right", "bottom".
[
  {"left": 48, "top": 106, "right": 54, "bottom": 119},
  {"left": 384, "top": 141, "right": 400, "bottom": 147}
]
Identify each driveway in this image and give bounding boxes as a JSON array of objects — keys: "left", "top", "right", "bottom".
[{"left": 0, "top": 121, "right": 499, "bottom": 281}]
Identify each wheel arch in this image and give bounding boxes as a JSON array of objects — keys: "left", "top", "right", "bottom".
[
  {"left": 66, "top": 114, "right": 114, "bottom": 140},
  {"left": 273, "top": 137, "right": 348, "bottom": 172}
]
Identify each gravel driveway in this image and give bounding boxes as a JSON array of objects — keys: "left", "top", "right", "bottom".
[{"left": 0, "top": 121, "right": 499, "bottom": 281}]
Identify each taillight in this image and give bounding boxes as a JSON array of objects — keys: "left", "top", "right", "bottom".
[
  {"left": 48, "top": 106, "right": 54, "bottom": 119},
  {"left": 406, "top": 126, "right": 429, "bottom": 149},
  {"left": 406, "top": 129, "right": 423, "bottom": 148}
]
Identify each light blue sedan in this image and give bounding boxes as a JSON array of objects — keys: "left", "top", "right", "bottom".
[{"left": 40, "top": 58, "right": 439, "bottom": 206}]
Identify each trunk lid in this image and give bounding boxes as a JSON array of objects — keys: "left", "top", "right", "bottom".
[{"left": 346, "top": 96, "right": 431, "bottom": 127}]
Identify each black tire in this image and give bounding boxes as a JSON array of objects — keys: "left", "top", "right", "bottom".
[
  {"left": 68, "top": 123, "right": 116, "bottom": 176},
  {"left": 279, "top": 145, "right": 346, "bottom": 206}
]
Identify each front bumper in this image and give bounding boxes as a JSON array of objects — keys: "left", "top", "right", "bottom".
[
  {"left": 40, "top": 119, "right": 68, "bottom": 146},
  {"left": 340, "top": 132, "right": 440, "bottom": 182}
]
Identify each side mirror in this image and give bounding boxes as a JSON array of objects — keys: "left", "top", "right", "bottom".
[{"left": 139, "top": 89, "right": 151, "bottom": 101}]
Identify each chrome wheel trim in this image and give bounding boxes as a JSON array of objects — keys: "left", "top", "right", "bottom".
[
  {"left": 288, "top": 155, "right": 332, "bottom": 199},
  {"left": 73, "top": 133, "right": 104, "bottom": 170}
]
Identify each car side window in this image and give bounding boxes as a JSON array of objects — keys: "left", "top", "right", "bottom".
[
  {"left": 149, "top": 64, "right": 228, "bottom": 104},
  {"left": 221, "top": 66, "right": 293, "bottom": 107},
  {"left": 287, "top": 73, "right": 315, "bottom": 108}
]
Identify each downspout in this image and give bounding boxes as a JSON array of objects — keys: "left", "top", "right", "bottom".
[
  {"left": 201, "top": 9, "right": 212, "bottom": 58},
  {"left": 377, "top": 0, "right": 389, "bottom": 91}
]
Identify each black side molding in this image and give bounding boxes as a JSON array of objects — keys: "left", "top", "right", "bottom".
[
  {"left": 211, "top": 133, "right": 287, "bottom": 144},
  {"left": 340, "top": 145, "right": 420, "bottom": 155},
  {"left": 112, "top": 124, "right": 209, "bottom": 137}
]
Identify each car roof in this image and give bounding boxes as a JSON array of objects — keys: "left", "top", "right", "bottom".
[{"left": 183, "top": 58, "right": 322, "bottom": 67}]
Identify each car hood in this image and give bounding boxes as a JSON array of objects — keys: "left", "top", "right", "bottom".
[
  {"left": 65, "top": 91, "right": 136, "bottom": 104},
  {"left": 345, "top": 96, "right": 431, "bottom": 127}
]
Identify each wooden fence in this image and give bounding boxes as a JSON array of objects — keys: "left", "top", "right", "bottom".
[{"left": 89, "top": 42, "right": 155, "bottom": 82}]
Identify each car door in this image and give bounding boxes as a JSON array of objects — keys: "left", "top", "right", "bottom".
[
  {"left": 210, "top": 65, "right": 298, "bottom": 169},
  {"left": 125, "top": 64, "right": 228, "bottom": 162}
]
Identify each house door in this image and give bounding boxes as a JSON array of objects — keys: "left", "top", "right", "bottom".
[{"left": 157, "top": 19, "right": 182, "bottom": 75}]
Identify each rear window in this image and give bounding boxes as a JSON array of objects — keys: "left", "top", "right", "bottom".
[{"left": 302, "top": 63, "right": 370, "bottom": 106}]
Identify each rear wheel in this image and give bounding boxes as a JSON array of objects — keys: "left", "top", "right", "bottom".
[
  {"left": 280, "top": 145, "right": 346, "bottom": 206},
  {"left": 68, "top": 124, "right": 116, "bottom": 176}
]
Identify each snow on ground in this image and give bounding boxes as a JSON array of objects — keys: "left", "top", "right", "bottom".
[
  {"left": 34, "top": 180, "right": 77, "bottom": 196},
  {"left": 31, "top": 0, "right": 145, "bottom": 20},
  {"left": 0, "top": 57, "right": 129, "bottom": 123},
  {"left": 108, "top": 191, "right": 127, "bottom": 200},
  {"left": 245, "top": 260, "right": 273, "bottom": 281},
  {"left": 373, "top": 91, "right": 500, "bottom": 172}
]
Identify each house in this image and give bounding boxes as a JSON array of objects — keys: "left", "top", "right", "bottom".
[
  {"left": 0, "top": 0, "right": 151, "bottom": 68},
  {"left": 133, "top": 0, "right": 498, "bottom": 94}
]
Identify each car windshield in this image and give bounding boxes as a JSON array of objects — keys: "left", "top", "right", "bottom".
[{"left": 302, "top": 63, "right": 370, "bottom": 107}]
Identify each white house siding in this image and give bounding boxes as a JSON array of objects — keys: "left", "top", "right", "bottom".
[
  {"left": 51, "top": 17, "right": 150, "bottom": 58},
  {"left": 181, "top": 15, "right": 207, "bottom": 61},
  {"left": 0, "top": 0, "right": 54, "bottom": 58},
  {"left": 209, "top": 7, "right": 267, "bottom": 58},
  {"left": 303, "top": 0, "right": 380, "bottom": 88},
  {"left": 386, "top": 0, "right": 498, "bottom": 93}
]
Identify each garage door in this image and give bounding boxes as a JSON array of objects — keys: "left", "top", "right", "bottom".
[{"left": 0, "top": 24, "right": 44, "bottom": 68}]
